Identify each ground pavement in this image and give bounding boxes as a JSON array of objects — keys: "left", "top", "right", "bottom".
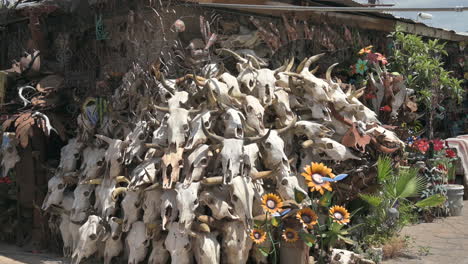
[{"left": 1, "top": 201, "right": 467, "bottom": 264}]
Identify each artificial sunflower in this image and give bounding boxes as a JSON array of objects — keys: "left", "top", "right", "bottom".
[
  {"left": 358, "top": 45, "right": 373, "bottom": 55},
  {"left": 329, "top": 205, "right": 350, "bottom": 225},
  {"left": 301, "top": 162, "right": 335, "bottom": 195},
  {"left": 282, "top": 228, "right": 299, "bottom": 243},
  {"left": 261, "top": 193, "right": 283, "bottom": 213},
  {"left": 296, "top": 207, "right": 318, "bottom": 229},
  {"left": 249, "top": 228, "right": 267, "bottom": 244}
]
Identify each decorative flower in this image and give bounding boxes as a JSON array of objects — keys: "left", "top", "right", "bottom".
[
  {"left": 250, "top": 228, "right": 267, "bottom": 244},
  {"left": 431, "top": 139, "right": 445, "bottom": 151},
  {"left": 355, "top": 59, "right": 368, "bottom": 75},
  {"left": 301, "top": 162, "right": 335, "bottom": 195},
  {"left": 261, "top": 193, "right": 283, "bottom": 213},
  {"left": 282, "top": 228, "right": 299, "bottom": 243},
  {"left": 406, "top": 136, "right": 418, "bottom": 147},
  {"left": 349, "top": 64, "right": 357, "bottom": 75},
  {"left": 437, "top": 164, "right": 447, "bottom": 172},
  {"left": 380, "top": 105, "right": 392, "bottom": 112},
  {"left": 446, "top": 149, "right": 457, "bottom": 158},
  {"left": 413, "top": 139, "right": 430, "bottom": 153},
  {"left": 296, "top": 208, "right": 318, "bottom": 229},
  {"left": 329, "top": 205, "right": 350, "bottom": 225},
  {"left": 358, "top": 45, "right": 373, "bottom": 55},
  {"left": 366, "top": 52, "right": 388, "bottom": 65}
]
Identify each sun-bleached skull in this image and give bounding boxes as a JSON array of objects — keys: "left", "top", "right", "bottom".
[
  {"left": 121, "top": 189, "right": 143, "bottom": 232},
  {"left": 310, "top": 137, "right": 361, "bottom": 161},
  {"left": 124, "top": 120, "right": 149, "bottom": 165},
  {"left": 243, "top": 95, "right": 265, "bottom": 134},
  {"left": 72, "top": 215, "right": 106, "bottom": 264},
  {"left": 80, "top": 146, "right": 106, "bottom": 181},
  {"left": 193, "top": 231, "right": 220, "bottom": 264},
  {"left": 164, "top": 222, "right": 192, "bottom": 264},
  {"left": 142, "top": 188, "right": 163, "bottom": 235},
  {"left": 167, "top": 91, "right": 189, "bottom": 109},
  {"left": 366, "top": 125, "right": 405, "bottom": 149},
  {"left": 95, "top": 135, "right": 129, "bottom": 178},
  {"left": 1, "top": 133, "right": 20, "bottom": 177},
  {"left": 42, "top": 175, "right": 67, "bottom": 211},
  {"left": 223, "top": 108, "right": 245, "bottom": 139},
  {"left": 185, "top": 111, "right": 214, "bottom": 150},
  {"left": 148, "top": 235, "right": 169, "bottom": 264},
  {"left": 56, "top": 193, "right": 76, "bottom": 257},
  {"left": 221, "top": 220, "right": 252, "bottom": 264},
  {"left": 70, "top": 184, "right": 94, "bottom": 223},
  {"left": 161, "top": 147, "right": 184, "bottom": 189},
  {"left": 126, "top": 221, "right": 149, "bottom": 264},
  {"left": 103, "top": 217, "right": 123, "bottom": 264},
  {"left": 243, "top": 143, "right": 260, "bottom": 174},
  {"left": 94, "top": 176, "right": 129, "bottom": 219},
  {"left": 200, "top": 187, "right": 239, "bottom": 220},
  {"left": 160, "top": 190, "right": 178, "bottom": 230},
  {"left": 277, "top": 174, "right": 308, "bottom": 201},
  {"left": 175, "top": 182, "right": 201, "bottom": 232},
  {"left": 297, "top": 54, "right": 331, "bottom": 103},
  {"left": 165, "top": 108, "right": 191, "bottom": 150},
  {"left": 272, "top": 89, "right": 294, "bottom": 126},
  {"left": 219, "top": 72, "right": 241, "bottom": 95},
  {"left": 128, "top": 157, "right": 161, "bottom": 190},
  {"left": 237, "top": 64, "right": 258, "bottom": 93},
  {"left": 58, "top": 137, "right": 83, "bottom": 173},
  {"left": 230, "top": 176, "right": 255, "bottom": 230},
  {"left": 183, "top": 144, "right": 212, "bottom": 186},
  {"left": 253, "top": 68, "right": 276, "bottom": 106},
  {"left": 151, "top": 113, "right": 169, "bottom": 148},
  {"left": 295, "top": 120, "right": 334, "bottom": 139}
]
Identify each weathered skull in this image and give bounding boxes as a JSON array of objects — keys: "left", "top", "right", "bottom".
[
  {"left": 148, "top": 235, "right": 169, "bottom": 264},
  {"left": 366, "top": 125, "right": 405, "bottom": 149},
  {"left": 165, "top": 108, "right": 192, "bottom": 150},
  {"left": 1, "top": 133, "right": 20, "bottom": 177},
  {"left": 277, "top": 174, "right": 308, "bottom": 201},
  {"left": 95, "top": 135, "right": 129, "bottom": 178},
  {"left": 160, "top": 190, "right": 178, "bottom": 230},
  {"left": 58, "top": 137, "right": 83, "bottom": 173},
  {"left": 128, "top": 157, "right": 161, "bottom": 189},
  {"left": 183, "top": 144, "right": 212, "bottom": 186},
  {"left": 237, "top": 64, "right": 258, "bottom": 93},
  {"left": 272, "top": 89, "right": 294, "bottom": 126},
  {"left": 103, "top": 217, "right": 123, "bottom": 264},
  {"left": 296, "top": 54, "right": 331, "bottom": 103},
  {"left": 94, "top": 176, "right": 129, "bottom": 219},
  {"left": 193, "top": 231, "right": 220, "bottom": 264},
  {"left": 80, "top": 146, "right": 106, "bottom": 181},
  {"left": 42, "top": 175, "right": 67, "bottom": 211},
  {"left": 223, "top": 108, "right": 245, "bottom": 139},
  {"left": 175, "top": 182, "right": 201, "bottom": 232},
  {"left": 142, "top": 188, "right": 163, "bottom": 235},
  {"left": 164, "top": 222, "right": 192, "bottom": 264},
  {"left": 70, "top": 183, "right": 94, "bottom": 223},
  {"left": 295, "top": 120, "right": 334, "bottom": 139},
  {"left": 185, "top": 111, "right": 213, "bottom": 150},
  {"left": 253, "top": 68, "right": 276, "bottom": 106},
  {"left": 243, "top": 95, "right": 265, "bottom": 134},
  {"left": 167, "top": 91, "right": 189, "bottom": 109},
  {"left": 310, "top": 137, "right": 360, "bottom": 161},
  {"left": 230, "top": 176, "right": 255, "bottom": 230},
  {"left": 200, "top": 187, "right": 239, "bottom": 220},
  {"left": 121, "top": 189, "right": 143, "bottom": 232},
  {"left": 72, "top": 215, "right": 105, "bottom": 264},
  {"left": 219, "top": 72, "right": 241, "bottom": 95},
  {"left": 161, "top": 147, "right": 184, "bottom": 189},
  {"left": 221, "top": 220, "right": 252, "bottom": 264},
  {"left": 126, "top": 221, "right": 150, "bottom": 264},
  {"left": 124, "top": 120, "right": 149, "bottom": 165}
]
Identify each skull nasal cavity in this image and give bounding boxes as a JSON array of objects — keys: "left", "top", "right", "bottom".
[{"left": 166, "top": 165, "right": 172, "bottom": 178}]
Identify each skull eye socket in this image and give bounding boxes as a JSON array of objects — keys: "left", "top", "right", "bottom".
[
  {"left": 193, "top": 199, "right": 199, "bottom": 205},
  {"left": 164, "top": 93, "right": 172, "bottom": 100},
  {"left": 138, "top": 133, "right": 145, "bottom": 140},
  {"left": 232, "top": 194, "right": 239, "bottom": 202},
  {"left": 6, "top": 147, "right": 14, "bottom": 153},
  {"left": 199, "top": 158, "right": 208, "bottom": 166},
  {"left": 58, "top": 183, "right": 65, "bottom": 189},
  {"left": 249, "top": 79, "right": 254, "bottom": 87},
  {"left": 117, "top": 157, "right": 123, "bottom": 163},
  {"left": 84, "top": 191, "right": 90, "bottom": 196},
  {"left": 183, "top": 124, "right": 189, "bottom": 132},
  {"left": 247, "top": 106, "right": 253, "bottom": 113},
  {"left": 265, "top": 142, "right": 272, "bottom": 149},
  {"left": 203, "top": 121, "right": 210, "bottom": 128},
  {"left": 97, "top": 160, "right": 104, "bottom": 166},
  {"left": 178, "top": 160, "right": 184, "bottom": 167},
  {"left": 74, "top": 153, "right": 80, "bottom": 159},
  {"left": 281, "top": 178, "right": 288, "bottom": 185},
  {"left": 163, "top": 115, "right": 169, "bottom": 121},
  {"left": 111, "top": 119, "right": 118, "bottom": 126}
]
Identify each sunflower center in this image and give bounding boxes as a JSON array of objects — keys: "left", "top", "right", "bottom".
[
  {"left": 266, "top": 199, "right": 277, "bottom": 209},
  {"left": 312, "top": 173, "right": 324, "bottom": 184},
  {"left": 333, "top": 212, "right": 344, "bottom": 220},
  {"left": 286, "top": 231, "right": 295, "bottom": 239},
  {"left": 301, "top": 214, "right": 312, "bottom": 223},
  {"left": 253, "top": 232, "right": 261, "bottom": 239}
]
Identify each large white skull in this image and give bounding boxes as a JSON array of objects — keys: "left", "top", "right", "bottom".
[
  {"left": 243, "top": 95, "right": 265, "bottom": 134},
  {"left": 1, "top": 133, "right": 20, "bottom": 177},
  {"left": 219, "top": 72, "right": 241, "bottom": 95},
  {"left": 124, "top": 120, "right": 149, "bottom": 165},
  {"left": 166, "top": 108, "right": 191, "bottom": 150},
  {"left": 58, "top": 137, "right": 83, "bottom": 173},
  {"left": 164, "top": 222, "right": 192, "bottom": 264},
  {"left": 272, "top": 89, "right": 294, "bottom": 126},
  {"left": 161, "top": 147, "right": 184, "bottom": 189},
  {"left": 223, "top": 108, "right": 245, "bottom": 139},
  {"left": 253, "top": 68, "right": 276, "bottom": 106},
  {"left": 200, "top": 187, "right": 239, "bottom": 220},
  {"left": 121, "top": 189, "right": 143, "bottom": 232},
  {"left": 193, "top": 231, "right": 220, "bottom": 264},
  {"left": 128, "top": 157, "right": 161, "bottom": 189},
  {"left": 80, "top": 146, "right": 106, "bottom": 181},
  {"left": 185, "top": 111, "right": 213, "bottom": 150},
  {"left": 295, "top": 120, "right": 334, "bottom": 139},
  {"left": 94, "top": 177, "right": 129, "bottom": 219},
  {"left": 70, "top": 184, "right": 94, "bottom": 223},
  {"left": 183, "top": 144, "right": 212, "bottom": 186},
  {"left": 160, "top": 190, "right": 178, "bottom": 230},
  {"left": 72, "top": 215, "right": 105, "bottom": 264},
  {"left": 229, "top": 176, "right": 255, "bottom": 230},
  {"left": 126, "top": 221, "right": 150, "bottom": 264},
  {"left": 96, "top": 135, "right": 129, "bottom": 178},
  {"left": 103, "top": 217, "right": 123, "bottom": 264},
  {"left": 221, "top": 220, "right": 252, "bottom": 264},
  {"left": 175, "top": 182, "right": 201, "bottom": 232},
  {"left": 312, "top": 137, "right": 361, "bottom": 161},
  {"left": 42, "top": 175, "right": 67, "bottom": 211}
]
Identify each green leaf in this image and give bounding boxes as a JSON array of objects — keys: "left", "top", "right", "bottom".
[
  {"left": 377, "top": 156, "right": 393, "bottom": 182},
  {"left": 395, "top": 167, "right": 426, "bottom": 199},
  {"left": 258, "top": 247, "right": 270, "bottom": 257},
  {"left": 271, "top": 217, "right": 280, "bottom": 227},
  {"left": 294, "top": 188, "right": 307, "bottom": 203},
  {"left": 338, "top": 235, "right": 355, "bottom": 245},
  {"left": 299, "top": 232, "right": 316, "bottom": 247},
  {"left": 319, "top": 191, "right": 333, "bottom": 207},
  {"left": 415, "top": 194, "right": 446, "bottom": 208},
  {"left": 359, "top": 194, "right": 383, "bottom": 207}
]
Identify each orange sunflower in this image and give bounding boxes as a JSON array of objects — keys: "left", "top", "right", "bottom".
[
  {"left": 296, "top": 207, "right": 318, "bottom": 229},
  {"left": 301, "top": 162, "right": 335, "bottom": 195},
  {"left": 329, "top": 205, "right": 350, "bottom": 225},
  {"left": 261, "top": 193, "right": 283, "bottom": 213},
  {"left": 249, "top": 228, "right": 267, "bottom": 244},
  {"left": 282, "top": 228, "right": 299, "bottom": 243},
  {"left": 358, "top": 45, "right": 373, "bottom": 55}
]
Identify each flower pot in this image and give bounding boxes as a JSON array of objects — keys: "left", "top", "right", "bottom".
[
  {"left": 444, "top": 184, "right": 464, "bottom": 216},
  {"left": 280, "top": 239, "right": 309, "bottom": 264}
]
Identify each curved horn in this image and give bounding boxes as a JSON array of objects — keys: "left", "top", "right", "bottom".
[
  {"left": 251, "top": 170, "right": 274, "bottom": 180},
  {"left": 153, "top": 104, "right": 170, "bottom": 113},
  {"left": 144, "top": 182, "right": 161, "bottom": 191},
  {"left": 244, "top": 129, "right": 271, "bottom": 145},
  {"left": 201, "top": 176, "right": 223, "bottom": 185},
  {"left": 310, "top": 65, "right": 319, "bottom": 75},
  {"left": 246, "top": 54, "right": 261, "bottom": 69},
  {"left": 201, "top": 122, "right": 224, "bottom": 143},
  {"left": 159, "top": 73, "right": 175, "bottom": 92},
  {"left": 282, "top": 72, "right": 304, "bottom": 79},
  {"left": 115, "top": 176, "right": 130, "bottom": 184},
  {"left": 302, "top": 53, "right": 325, "bottom": 73},
  {"left": 32, "top": 112, "right": 57, "bottom": 135},
  {"left": 216, "top": 48, "right": 247, "bottom": 63},
  {"left": 228, "top": 87, "right": 247, "bottom": 99},
  {"left": 301, "top": 139, "right": 314, "bottom": 148},
  {"left": 18, "top": 86, "right": 36, "bottom": 106},
  {"left": 277, "top": 115, "right": 297, "bottom": 135},
  {"left": 96, "top": 134, "right": 113, "bottom": 144},
  {"left": 286, "top": 56, "right": 295, "bottom": 72},
  {"left": 112, "top": 217, "right": 123, "bottom": 225},
  {"left": 83, "top": 178, "right": 102, "bottom": 185},
  {"left": 296, "top": 57, "right": 308, "bottom": 73},
  {"left": 111, "top": 187, "right": 127, "bottom": 201},
  {"left": 326, "top": 63, "right": 339, "bottom": 82}
]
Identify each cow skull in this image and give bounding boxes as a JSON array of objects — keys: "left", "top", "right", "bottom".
[
  {"left": 1, "top": 133, "right": 20, "bottom": 177},
  {"left": 103, "top": 217, "right": 123, "bottom": 264},
  {"left": 72, "top": 215, "right": 106, "bottom": 264},
  {"left": 175, "top": 182, "right": 201, "bottom": 232},
  {"left": 121, "top": 189, "right": 143, "bottom": 232},
  {"left": 200, "top": 187, "right": 239, "bottom": 220},
  {"left": 183, "top": 144, "right": 213, "bottom": 186},
  {"left": 161, "top": 147, "right": 184, "bottom": 189},
  {"left": 160, "top": 190, "right": 178, "bottom": 230},
  {"left": 127, "top": 221, "right": 150, "bottom": 264},
  {"left": 70, "top": 183, "right": 94, "bottom": 223},
  {"left": 164, "top": 222, "right": 192, "bottom": 264}
]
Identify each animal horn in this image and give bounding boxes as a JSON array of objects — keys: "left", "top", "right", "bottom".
[
  {"left": 286, "top": 56, "right": 295, "bottom": 72},
  {"left": 216, "top": 48, "right": 247, "bottom": 63},
  {"left": 282, "top": 72, "right": 304, "bottom": 79},
  {"left": 244, "top": 129, "right": 271, "bottom": 145},
  {"left": 301, "top": 139, "right": 314, "bottom": 148},
  {"left": 251, "top": 170, "right": 274, "bottom": 180},
  {"left": 201, "top": 122, "right": 225, "bottom": 143},
  {"left": 302, "top": 53, "right": 325, "bottom": 73},
  {"left": 144, "top": 182, "right": 161, "bottom": 191},
  {"left": 349, "top": 87, "right": 366, "bottom": 100},
  {"left": 228, "top": 87, "right": 246, "bottom": 99},
  {"left": 112, "top": 217, "right": 123, "bottom": 225},
  {"left": 96, "top": 134, "right": 113, "bottom": 144},
  {"left": 83, "top": 178, "right": 102, "bottom": 185},
  {"left": 153, "top": 104, "right": 170, "bottom": 113},
  {"left": 115, "top": 176, "right": 130, "bottom": 184},
  {"left": 310, "top": 65, "right": 319, "bottom": 74},
  {"left": 111, "top": 187, "right": 127, "bottom": 201},
  {"left": 201, "top": 176, "right": 223, "bottom": 185},
  {"left": 326, "top": 63, "right": 339, "bottom": 82},
  {"left": 277, "top": 115, "right": 298, "bottom": 135},
  {"left": 159, "top": 73, "right": 175, "bottom": 92},
  {"left": 296, "top": 57, "right": 308, "bottom": 73},
  {"left": 246, "top": 54, "right": 261, "bottom": 69}
]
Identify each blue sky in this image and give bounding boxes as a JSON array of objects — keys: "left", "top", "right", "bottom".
[{"left": 354, "top": 0, "right": 468, "bottom": 32}]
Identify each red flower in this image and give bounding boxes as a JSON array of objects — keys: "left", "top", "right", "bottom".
[
  {"left": 431, "top": 139, "right": 445, "bottom": 151},
  {"left": 366, "top": 52, "right": 388, "bottom": 65},
  {"left": 446, "top": 149, "right": 457, "bottom": 158},
  {"left": 380, "top": 105, "right": 392, "bottom": 112},
  {"left": 437, "top": 164, "right": 447, "bottom": 171},
  {"left": 413, "top": 139, "right": 429, "bottom": 153}
]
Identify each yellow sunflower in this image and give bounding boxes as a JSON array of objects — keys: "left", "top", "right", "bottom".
[
  {"left": 329, "top": 205, "right": 350, "bottom": 225},
  {"left": 301, "top": 162, "right": 335, "bottom": 195},
  {"left": 296, "top": 207, "right": 318, "bottom": 229},
  {"left": 358, "top": 45, "right": 373, "bottom": 55},
  {"left": 282, "top": 228, "right": 299, "bottom": 243},
  {"left": 261, "top": 193, "right": 283, "bottom": 213},
  {"left": 249, "top": 228, "right": 267, "bottom": 244}
]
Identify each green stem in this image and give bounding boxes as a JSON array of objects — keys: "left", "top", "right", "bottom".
[{"left": 268, "top": 230, "right": 277, "bottom": 264}]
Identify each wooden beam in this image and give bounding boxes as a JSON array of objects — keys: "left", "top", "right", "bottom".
[{"left": 395, "top": 21, "right": 468, "bottom": 42}]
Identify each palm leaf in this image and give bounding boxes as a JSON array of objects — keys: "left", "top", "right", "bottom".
[
  {"left": 415, "top": 194, "right": 446, "bottom": 208},
  {"left": 377, "top": 156, "right": 393, "bottom": 182},
  {"left": 359, "top": 194, "right": 383, "bottom": 207},
  {"left": 395, "top": 167, "right": 426, "bottom": 199}
]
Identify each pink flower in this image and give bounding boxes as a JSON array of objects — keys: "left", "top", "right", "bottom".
[
  {"left": 431, "top": 139, "right": 445, "bottom": 151},
  {"left": 413, "top": 139, "right": 429, "bottom": 153},
  {"left": 446, "top": 149, "right": 457, "bottom": 158}
]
